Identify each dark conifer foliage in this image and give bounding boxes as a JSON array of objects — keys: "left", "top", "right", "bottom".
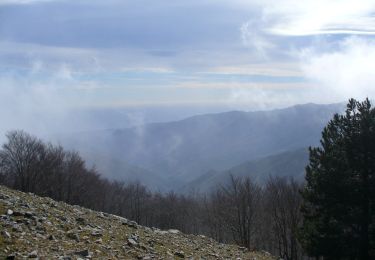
[{"left": 300, "top": 98, "right": 375, "bottom": 259}]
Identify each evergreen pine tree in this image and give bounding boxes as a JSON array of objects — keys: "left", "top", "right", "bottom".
[{"left": 300, "top": 98, "right": 375, "bottom": 259}]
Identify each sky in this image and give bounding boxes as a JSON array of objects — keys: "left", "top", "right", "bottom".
[{"left": 1, "top": 0, "right": 375, "bottom": 135}]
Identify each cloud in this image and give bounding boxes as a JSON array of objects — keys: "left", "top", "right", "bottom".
[
  {"left": 255, "top": 0, "right": 375, "bottom": 36},
  {"left": 0, "top": 60, "right": 104, "bottom": 141},
  {"left": 300, "top": 36, "right": 375, "bottom": 101},
  {"left": 0, "top": 41, "right": 99, "bottom": 74},
  {"left": 0, "top": 0, "right": 58, "bottom": 5},
  {"left": 240, "top": 20, "right": 275, "bottom": 58},
  {"left": 228, "top": 86, "right": 311, "bottom": 111},
  {"left": 208, "top": 63, "right": 302, "bottom": 77},
  {"left": 234, "top": 0, "right": 375, "bottom": 105},
  {"left": 175, "top": 81, "right": 310, "bottom": 90},
  {"left": 236, "top": 0, "right": 375, "bottom": 63},
  {"left": 2, "top": 0, "right": 375, "bottom": 116},
  {"left": 0, "top": 76, "right": 64, "bottom": 139},
  {"left": 120, "top": 67, "right": 174, "bottom": 74}
]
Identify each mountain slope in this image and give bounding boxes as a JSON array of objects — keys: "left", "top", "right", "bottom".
[
  {"left": 57, "top": 103, "right": 344, "bottom": 188},
  {"left": 0, "top": 185, "right": 274, "bottom": 259},
  {"left": 80, "top": 150, "right": 168, "bottom": 191},
  {"left": 185, "top": 148, "right": 309, "bottom": 192}
]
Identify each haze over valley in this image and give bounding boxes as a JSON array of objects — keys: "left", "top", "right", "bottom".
[{"left": 53, "top": 102, "right": 345, "bottom": 191}]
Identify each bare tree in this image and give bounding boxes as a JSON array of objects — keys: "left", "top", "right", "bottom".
[
  {"left": 203, "top": 190, "right": 228, "bottom": 242},
  {"left": 214, "top": 175, "right": 262, "bottom": 249},
  {"left": 0, "top": 130, "right": 45, "bottom": 191},
  {"left": 265, "top": 176, "right": 303, "bottom": 260},
  {"left": 125, "top": 182, "right": 150, "bottom": 224}
]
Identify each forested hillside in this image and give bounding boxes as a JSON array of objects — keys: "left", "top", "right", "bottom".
[{"left": 185, "top": 148, "right": 309, "bottom": 192}]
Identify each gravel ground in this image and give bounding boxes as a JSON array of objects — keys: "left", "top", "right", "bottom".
[{"left": 0, "top": 185, "right": 275, "bottom": 259}]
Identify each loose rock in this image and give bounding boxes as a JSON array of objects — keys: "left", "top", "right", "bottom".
[
  {"left": 28, "top": 250, "right": 38, "bottom": 258},
  {"left": 0, "top": 185, "right": 274, "bottom": 260},
  {"left": 75, "top": 249, "right": 90, "bottom": 257},
  {"left": 128, "top": 238, "right": 138, "bottom": 247}
]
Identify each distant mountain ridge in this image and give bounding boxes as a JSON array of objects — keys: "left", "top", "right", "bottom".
[
  {"left": 56, "top": 102, "right": 345, "bottom": 191},
  {"left": 184, "top": 148, "right": 309, "bottom": 193}
]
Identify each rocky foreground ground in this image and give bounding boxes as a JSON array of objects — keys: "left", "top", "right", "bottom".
[{"left": 0, "top": 186, "right": 274, "bottom": 259}]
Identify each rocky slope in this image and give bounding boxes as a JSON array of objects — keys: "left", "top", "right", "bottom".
[{"left": 0, "top": 186, "right": 274, "bottom": 259}]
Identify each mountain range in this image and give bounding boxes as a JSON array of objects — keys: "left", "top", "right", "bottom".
[
  {"left": 184, "top": 148, "right": 309, "bottom": 193},
  {"left": 56, "top": 102, "right": 345, "bottom": 192}
]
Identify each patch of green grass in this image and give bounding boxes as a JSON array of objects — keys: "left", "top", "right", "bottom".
[
  {"left": 0, "top": 235, "right": 5, "bottom": 248},
  {"left": 101, "top": 232, "right": 111, "bottom": 244},
  {"left": 0, "top": 203, "right": 6, "bottom": 215}
]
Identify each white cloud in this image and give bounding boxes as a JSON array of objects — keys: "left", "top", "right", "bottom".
[
  {"left": 301, "top": 36, "right": 375, "bottom": 100},
  {"left": 228, "top": 87, "right": 308, "bottom": 111},
  {"left": 0, "top": 61, "right": 102, "bottom": 140},
  {"left": 254, "top": 0, "right": 375, "bottom": 36},
  {"left": 234, "top": 1, "right": 375, "bottom": 104},
  {"left": 241, "top": 20, "right": 275, "bottom": 58}
]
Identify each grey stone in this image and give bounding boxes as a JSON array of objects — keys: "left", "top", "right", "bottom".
[
  {"left": 48, "top": 234, "right": 56, "bottom": 240},
  {"left": 128, "top": 238, "right": 138, "bottom": 247},
  {"left": 174, "top": 251, "right": 185, "bottom": 258},
  {"left": 2, "top": 230, "right": 11, "bottom": 239},
  {"left": 168, "top": 229, "right": 180, "bottom": 234},
  {"left": 127, "top": 220, "right": 138, "bottom": 229},
  {"left": 13, "top": 211, "right": 25, "bottom": 217},
  {"left": 130, "top": 233, "right": 139, "bottom": 242},
  {"left": 24, "top": 212, "right": 34, "bottom": 219},
  {"left": 0, "top": 194, "right": 10, "bottom": 200},
  {"left": 66, "top": 231, "right": 79, "bottom": 241},
  {"left": 76, "top": 217, "right": 86, "bottom": 225},
  {"left": 28, "top": 250, "right": 38, "bottom": 258},
  {"left": 74, "top": 249, "right": 90, "bottom": 257},
  {"left": 91, "top": 230, "right": 103, "bottom": 237},
  {"left": 6, "top": 254, "right": 15, "bottom": 260}
]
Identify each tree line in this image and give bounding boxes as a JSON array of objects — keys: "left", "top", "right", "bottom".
[{"left": 1, "top": 98, "right": 375, "bottom": 259}]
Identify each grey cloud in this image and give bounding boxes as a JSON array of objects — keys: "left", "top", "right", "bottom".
[{"left": 0, "top": 1, "right": 249, "bottom": 49}]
